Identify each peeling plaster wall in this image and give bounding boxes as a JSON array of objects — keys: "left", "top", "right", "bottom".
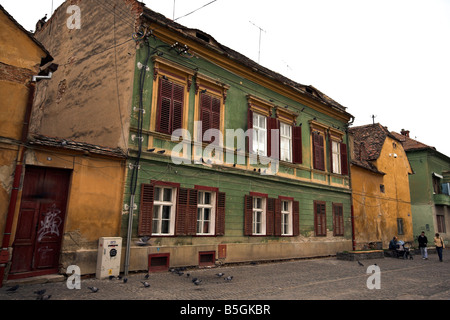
[{"left": 31, "top": 0, "right": 142, "bottom": 150}]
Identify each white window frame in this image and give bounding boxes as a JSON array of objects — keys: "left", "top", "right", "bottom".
[
  {"left": 332, "top": 140, "right": 341, "bottom": 174},
  {"left": 197, "top": 191, "right": 216, "bottom": 235},
  {"left": 252, "top": 113, "right": 267, "bottom": 157},
  {"left": 252, "top": 196, "right": 266, "bottom": 235},
  {"left": 281, "top": 200, "right": 293, "bottom": 236},
  {"left": 152, "top": 186, "right": 177, "bottom": 235},
  {"left": 280, "top": 122, "right": 292, "bottom": 162}
]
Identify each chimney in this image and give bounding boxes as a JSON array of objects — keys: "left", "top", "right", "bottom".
[{"left": 401, "top": 129, "right": 410, "bottom": 137}]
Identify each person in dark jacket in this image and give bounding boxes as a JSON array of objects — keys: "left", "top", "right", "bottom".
[{"left": 418, "top": 231, "right": 428, "bottom": 259}]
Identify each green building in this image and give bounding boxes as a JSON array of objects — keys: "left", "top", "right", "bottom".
[
  {"left": 122, "top": 7, "right": 355, "bottom": 272},
  {"left": 392, "top": 130, "right": 450, "bottom": 246}
]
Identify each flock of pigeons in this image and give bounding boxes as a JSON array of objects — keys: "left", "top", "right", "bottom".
[{"left": 4, "top": 266, "right": 234, "bottom": 299}]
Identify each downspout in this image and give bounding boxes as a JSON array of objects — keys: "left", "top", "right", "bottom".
[
  {"left": 0, "top": 81, "right": 36, "bottom": 288},
  {"left": 346, "top": 116, "right": 356, "bottom": 251}
]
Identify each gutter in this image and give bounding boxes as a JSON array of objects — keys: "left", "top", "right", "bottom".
[{"left": 346, "top": 116, "right": 356, "bottom": 251}]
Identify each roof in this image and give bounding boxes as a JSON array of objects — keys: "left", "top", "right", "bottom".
[
  {"left": 28, "top": 134, "right": 127, "bottom": 158},
  {"left": 0, "top": 5, "right": 53, "bottom": 64},
  {"left": 349, "top": 123, "right": 403, "bottom": 174},
  {"left": 141, "top": 6, "right": 352, "bottom": 118},
  {"left": 390, "top": 131, "right": 436, "bottom": 152}
]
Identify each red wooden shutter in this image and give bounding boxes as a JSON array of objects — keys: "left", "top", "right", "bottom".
[
  {"left": 211, "top": 96, "right": 221, "bottom": 131},
  {"left": 139, "top": 184, "right": 154, "bottom": 236},
  {"left": 247, "top": 108, "right": 253, "bottom": 154},
  {"left": 267, "top": 118, "right": 279, "bottom": 158},
  {"left": 200, "top": 93, "right": 211, "bottom": 142},
  {"left": 216, "top": 192, "right": 226, "bottom": 236},
  {"left": 293, "top": 126, "right": 302, "bottom": 164},
  {"left": 273, "top": 198, "right": 281, "bottom": 236},
  {"left": 157, "top": 78, "right": 173, "bottom": 134},
  {"left": 244, "top": 195, "right": 253, "bottom": 236},
  {"left": 340, "top": 143, "right": 348, "bottom": 175},
  {"left": 313, "top": 133, "right": 325, "bottom": 171},
  {"left": 293, "top": 200, "right": 300, "bottom": 236},
  {"left": 172, "top": 83, "right": 184, "bottom": 132}
]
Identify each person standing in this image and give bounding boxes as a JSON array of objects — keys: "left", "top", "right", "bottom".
[
  {"left": 434, "top": 233, "right": 445, "bottom": 262},
  {"left": 418, "top": 231, "right": 428, "bottom": 259}
]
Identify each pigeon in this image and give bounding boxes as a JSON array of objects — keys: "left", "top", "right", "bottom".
[
  {"left": 224, "top": 276, "right": 233, "bottom": 281},
  {"left": 109, "top": 275, "right": 116, "bottom": 280},
  {"left": 357, "top": 261, "right": 364, "bottom": 267},
  {"left": 216, "top": 273, "right": 225, "bottom": 277},
  {"left": 191, "top": 277, "right": 198, "bottom": 283},
  {"left": 34, "top": 289, "right": 46, "bottom": 295},
  {"left": 123, "top": 277, "right": 128, "bottom": 283},
  {"left": 186, "top": 273, "right": 190, "bottom": 278},
  {"left": 144, "top": 273, "right": 150, "bottom": 279},
  {"left": 37, "top": 294, "right": 52, "bottom": 300},
  {"left": 141, "top": 281, "right": 150, "bottom": 288},
  {"left": 177, "top": 272, "right": 184, "bottom": 276},
  {"left": 88, "top": 286, "right": 99, "bottom": 293},
  {"left": 6, "top": 285, "right": 19, "bottom": 292},
  {"left": 193, "top": 279, "right": 202, "bottom": 285}
]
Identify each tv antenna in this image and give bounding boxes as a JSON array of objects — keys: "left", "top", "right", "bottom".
[
  {"left": 371, "top": 114, "right": 377, "bottom": 124},
  {"left": 249, "top": 21, "right": 266, "bottom": 64}
]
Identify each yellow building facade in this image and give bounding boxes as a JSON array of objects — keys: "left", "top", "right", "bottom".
[{"left": 349, "top": 124, "right": 413, "bottom": 249}]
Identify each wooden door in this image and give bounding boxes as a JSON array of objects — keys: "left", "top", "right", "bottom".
[{"left": 9, "top": 166, "right": 70, "bottom": 276}]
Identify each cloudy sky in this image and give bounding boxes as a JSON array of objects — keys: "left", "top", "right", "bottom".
[{"left": 3, "top": 0, "right": 450, "bottom": 157}]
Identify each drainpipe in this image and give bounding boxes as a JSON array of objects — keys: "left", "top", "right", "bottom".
[
  {"left": 346, "top": 116, "right": 356, "bottom": 251},
  {"left": 0, "top": 81, "right": 36, "bottom": 288}
]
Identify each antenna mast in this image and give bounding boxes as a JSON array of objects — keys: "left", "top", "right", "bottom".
[{"left": 249, "top": 21, "right": 266, "bottom": 64}]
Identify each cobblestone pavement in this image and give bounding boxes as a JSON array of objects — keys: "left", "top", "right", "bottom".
[{"left": 1, "top": 251, "right": 449, "bottom": 303}]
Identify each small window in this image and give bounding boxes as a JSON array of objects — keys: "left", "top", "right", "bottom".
[
  {"left": 314, "top": 201, "right": 327, "bottom": 236},
  {"left": 332, "top": 140, "right": 341, "bottom": 174},
  {"left": 252, "top": 113, "right": 267, "bottom": 156},
  {"left": 197, "top": 191, "right": 216, "bottom": 235},
  {"left": 281, "top": 200, "right": 292, "bottom": 236},
  {"left": 380, "top": 184, "right": 385, "bottom": 193},
  {"left": 152, "top": 186, "right": 176, "bottom": 235},
  {"left": 280, "top": 123, "right": 292, "bottom": 162},
  {"left": 253, "top": 197, "right": 266, "bottom": 235},
  {"left": 397, "top": 218, "right": 404, "bottom": 235}
]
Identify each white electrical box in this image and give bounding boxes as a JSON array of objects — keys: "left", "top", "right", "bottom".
[{"left": 96, "top": 237, "right": 122, "bottom": 279}]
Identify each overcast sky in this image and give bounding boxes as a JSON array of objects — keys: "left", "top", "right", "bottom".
[{"left": 3, "top": 0, "right": 450, "bottom": 157}]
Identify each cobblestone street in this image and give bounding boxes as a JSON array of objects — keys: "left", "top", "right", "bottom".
[{"left": 1, "top": 251, "right": 449, "bottom": 302}]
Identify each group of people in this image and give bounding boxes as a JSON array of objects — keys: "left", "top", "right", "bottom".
[{"left": 389, "top": 232, "right": 446, "bottom": 261}]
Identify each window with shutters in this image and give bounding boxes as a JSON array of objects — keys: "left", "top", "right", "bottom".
[
  {"left": 312, "top": 131, "right": 325, "bottom": 171},
  {"left": 245, "top": 194, "right": 300, "bottom": 237},
  {"left": 139, "top": 182, "right": 226, "bottom": 237},
  {"left": 156, "top": 78, "right": 185, "bottom": 135},
  {"left": 314, "top": 200, "right": 327, "bottom": 236},
  {"left": 253, "top": 113, "right": 267, "bottom": 156},
  {"left": 332, "top": 203, "right": 344, "bottom": 236},
  {"left": 200, "top": 92, "right": 221, "bottom": 144}
]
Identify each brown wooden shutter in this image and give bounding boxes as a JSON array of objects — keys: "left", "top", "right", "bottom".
[
  {"left": 172, "top": 83, "right": 184, "bottom": 132},
  {"left": 313, "top": 133, "right": 325, "bottom": 171},
  {"left": 176, "top": 188, "right": 197, "bottom": 236},
  {"left": 329, "top": 136, "right": 333, "bottom": 173},
  {"left": 157, "top": 78, "right": 173, "bottom": 134},
  {"left": 340, "top": 143, "right": 348, "bottom": 175},
  {"left": 138, "top": 184, "right": 154, "bottom": 236},
  {"left": 211, "top": 96, "right": 221, "bottom": 131},
  {"left": 273, "top": 198, "right": 281, "bottom": 236},
  {"left": 266, "top": 198, "right": 275, "bottom": 236},
  {"left": 333, "top": 203, "right": 344, "bottom": 236},
  {"left": 267, "top": 118, "right": 279, "bottom": 158},
  {"left": 176, "top": 188, "right": 189, "bottom": 236},
  {"left": 293, "top": 126, "right": 302, "bottom": 164},
  {"left": 247, "top": 108, "right": 253, "bottom": 154},
  {"left": 293, "top": 200, "right": 300, "bottom": 236},
  {"left": 216, "top": 192, "right": 226, "bottom": 236},
  {"left": 314, "top": 201, "right": 326, "bottom": 236},
  {"left": 244, "top": 195, "right": 253, "bottom": 235},
  {"left": 200, "top": 93, "right": 211, "bottom": 142}
]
